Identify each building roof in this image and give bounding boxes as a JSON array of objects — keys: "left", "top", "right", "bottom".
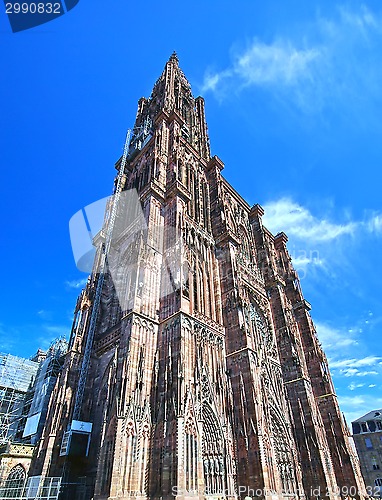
[{"left": 353, "top": 410, "right": 382, "bottom": 423}]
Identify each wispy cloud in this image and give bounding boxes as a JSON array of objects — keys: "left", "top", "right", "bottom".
[
  {"left": 315, "top": 322, "right": 358, "bottom": 351},
  {"left": 203, "top": 72, "right": 229, "bottom": 93},
  {"left": 65, "top": 278, "right": 87, "bottom": 289},
  {"left": 0, "top": 320, "right": 70, "bottom": 358},
  {"left": 235, "top": 41, "right": 319, "bottom": 87},
  {"left": 329, "top": 355, "right": 382, "bottom": 369},
  {"left": 262, "top": 197, "right": 381, "bottom": 412},
  {"left": 314, "top": 319, "right": 381, "bottom": 394},
  {"left": 328, "top": 355, "right": 382, "bottom": 380},
  {"left": 201, "top": 5, "right": 382, "bottom": 115},
  {"left": 337, "top": 393, "right": 382, "bottom": 425},
  {"left": 339, "top": 394, "right": 367, "bottom": 407},
  {"left": 341, "top": 369, "right": 378, "bottom": 377},
  {"left": 356, "top": 370, "right": 379, "bottom": 377},
  {"left": 348, "top": 382, "right": 365, "bottom": 391},
  {"left": 263, "top": 198, "right": 356, "bottom": 243},
  {"left": 367, "top": 213, "right": 382, "bottom": 235},
  {"left": 291, "top": 254, "right": 324, "bottom": 272},
  {"left": 37, "top": 309, "right": 52, "bottom": 320},
  {"left": 201, "top": 39, "right": 320, "bottom": 103},
  {"left": 262, "top": 198, "right": 382, "bottom": 280}
]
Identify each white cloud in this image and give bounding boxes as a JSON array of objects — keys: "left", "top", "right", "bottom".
[
  {"left": 338, "top": 394, "right": 367, "bottom": 407},
  {"left": 201, "top": 39, "right": 320, "bottom": 100},
  {"left": 261, "top": 199, "right": 382, "bottom": 282},
  {"left": 355, "top": 370, "right": 379, "bottom": 377},
  {"left": 328, "top": 355, "right": 381, "bottom": 379},
  {"left": 202, "top": 71, "right": 228, "bottom": 93},
  {"left": 340, "top": 368, "right": 378, "bottom": 377},
  {"left": 263, "top": 198, "right": 356, "bottom": 243},
  {"left": 340, "top": 368, "right": 358, "bottom": 377},
  {"left": 348, "top": 382, "right": 365, "bottom": 391},
  {"left": 329, "top": 355, "right": 382, "bottom": 369},
  {"left": 292, "top": 255, "right": 311, "bottom": 267},
  {"left": 291, "top": 254, "right": 324, "bottom": 271},
  {"left": 201, "top": 5, "right": 382, "bottom": 114},
  {"left": 37, "top": 309, "right": 52, "bottom": 320},
  {"left": 338, "top": 393, "right": 382, "bottom": 425},
  {"left": 337, "top": 5, "right": 378, "bottom": 34},
  {"left": 65, "top": 278, "right": 87, "bottom": 289},
  {"left": 315, "top": 322, "right": 358, "bottom": 351},
  {"left": 367, "top": 214, "right": 382, "bottom": 234},
  {"left": 235, "top": 41, "right": 320, "bottom": 87}
]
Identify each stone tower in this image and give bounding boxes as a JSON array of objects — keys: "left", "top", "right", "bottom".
[{"left": 29, "top": 54, "right": 366, "bottom": 500}]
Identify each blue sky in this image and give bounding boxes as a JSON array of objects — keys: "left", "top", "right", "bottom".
[{"left": 1, "top": 0, "right": 381, "bottom": 424}]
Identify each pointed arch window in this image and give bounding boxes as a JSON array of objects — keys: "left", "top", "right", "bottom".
[
  {"left": 2, "top": 464, "right": 26, "bottom": 498},
  {"left": 193, "top": 266, "right": 198, "bottom": 311},
  {"left": 194, "top": 176, "right": 200, "bottom": 223},
  {"left": 204, "top": 267, "right": 211, "bottom": 318},
  {"left": 189, "top": 169, "right": 194, "bottom": 217},
  {"left": 197, "top": 265, "right": 204, "bottom": 315},
  {"left": 184, "top": 418, "right": 198, "bottom": 492}
]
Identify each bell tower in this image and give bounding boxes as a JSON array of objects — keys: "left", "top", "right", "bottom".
[
  {"left": 31, "top": 54, "right": 237, "bottom": 500},
  {"left": 116, "top": 52, "right": 237, "bottom": 500}
]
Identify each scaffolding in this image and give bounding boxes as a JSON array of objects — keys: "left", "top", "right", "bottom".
[
  {"left": 0, "top": 338, "right": 68, "bottom": 447},
  {"left": 0, "top": 355, "right": 39, "bottom": 445},
  {"left": 0, "top": 340, "right": 69, "bottom": 499},
  {"left": 22, "top": 338, "right": 68, "bottom": 444}
]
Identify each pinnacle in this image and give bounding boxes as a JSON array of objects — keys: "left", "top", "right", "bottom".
[{"left": 169, "top": 51, "right": 179, "bottom": 65}]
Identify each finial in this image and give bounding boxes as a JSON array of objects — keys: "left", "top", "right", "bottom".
[{"left": 169, "top": 51, "right": 179, "bottom": 64}]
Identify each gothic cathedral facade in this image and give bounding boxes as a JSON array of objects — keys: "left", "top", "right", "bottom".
[{"left": 29, "top": 54, "right": 366, "bottom": 500}]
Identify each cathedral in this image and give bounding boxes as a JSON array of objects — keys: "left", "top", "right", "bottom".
[{"left": 28, "top": 54, "right": 366, "bottom": 500}]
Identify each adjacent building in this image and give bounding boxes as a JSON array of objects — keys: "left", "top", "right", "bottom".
[
  {"left": 352, "top": 410, "right": 382, "bottom": 497},
  {"left": 0, "top": 340, "right": 67, "bottom": 499},
  {"left": 22, "top": 339, "right": 68, "bottom": 446},
  {"left": 0, "top": 354, "right": 39, "bottom": 497}
]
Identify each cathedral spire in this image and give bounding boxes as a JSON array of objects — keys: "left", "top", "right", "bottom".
[
  {"left": 130, "top": 53, "right": 210, "bottom": 160},
  {"left": 152, "top": 51, "right": 192, "bottom": 115},
  {"left": 168, "top": 50, "right": 179, "bottom": 64}
]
